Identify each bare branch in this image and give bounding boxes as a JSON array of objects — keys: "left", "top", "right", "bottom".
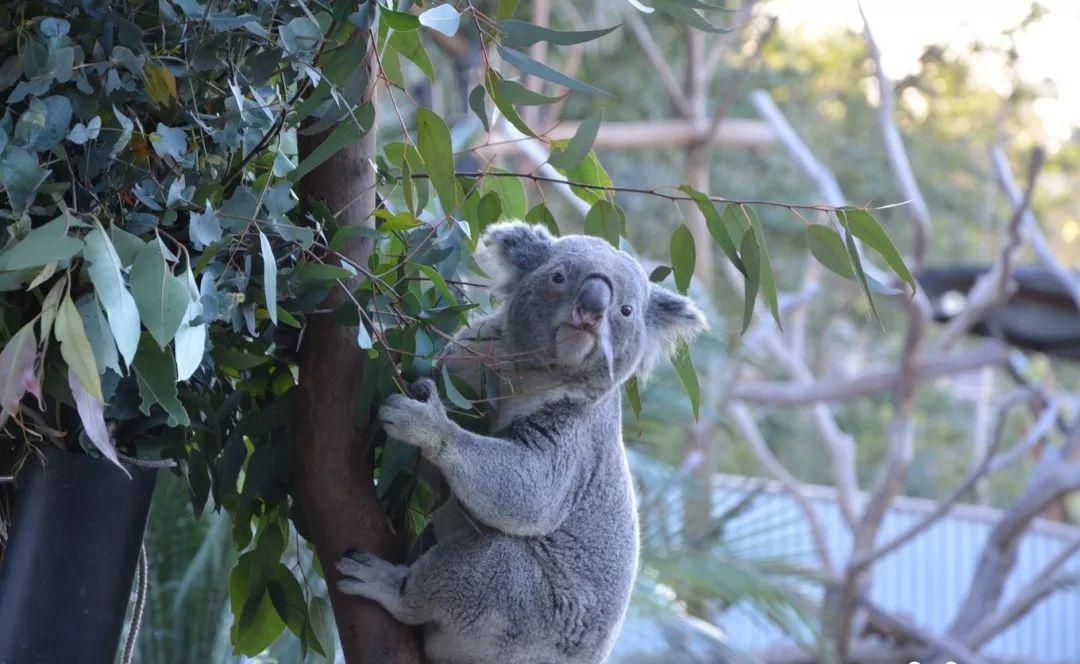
[
  {"left": 621, "top": 7, "right": 693, "bottom": 118},
  {"left": 702, "top": 0, "right": 758, "bottom": 81},
  {"left": 730, "top": 402, "right": 835, "bottom": 571},
  {"left": 860, "top": 4, "right": 931, "bottom": 270},
  {"left": 732, "top": 343, "right": 1010, "bottom": 406},
  {"left": 964, "top": 538, "right": 1080, "bottom": 650},
  {"left": 936, "top": 147, "right": 1045, "bottom": 349},
  {"left": 948, "top": 451, "right": 1080, "bottom": 639},
  {"left": 852, "top": 389, "right": 1036, "bottom": 571},
  {"left": 991, "top": 145, "right": 1080, "bottom": 311},
  {"left": 861, "top": 597, "right": 987, "bottom": 664},
  {"left": 703, "top": 16, "right": 777, "bottom": 146}
]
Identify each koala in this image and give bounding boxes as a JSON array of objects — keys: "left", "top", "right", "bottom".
[{"left": 337, "top": 222, "right": 707, "bottom": 664}]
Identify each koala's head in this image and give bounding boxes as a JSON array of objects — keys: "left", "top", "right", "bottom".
[{"left": 477, "top": 221, "right": 708, "bottom": 390}]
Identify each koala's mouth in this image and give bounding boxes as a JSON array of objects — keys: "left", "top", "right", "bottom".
[{"left": 553, "top": 320, "right": 615, "bottom": 381}]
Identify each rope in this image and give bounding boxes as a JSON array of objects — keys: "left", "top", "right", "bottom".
[
  {"left": 120, "top": 544, "right": 148, "bottom": 664},
  {"left": 117, "top": 453, "right": 179, "bottom": 470}
]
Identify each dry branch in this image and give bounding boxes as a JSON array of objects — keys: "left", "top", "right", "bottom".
[{"left": 732, "top": 343, "right": 1010, "bottom": 406}]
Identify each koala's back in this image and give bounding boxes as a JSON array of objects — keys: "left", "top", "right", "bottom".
[{"left": 416, "top": 395, "right": 638, "bottom": 664}]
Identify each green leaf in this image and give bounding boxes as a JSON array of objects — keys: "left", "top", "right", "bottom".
[
  {"left": 280, "top": 15, "right": 324, "bottom": 54},
  {"left": 290, "top": 102, "right": 374, "bottom": 182},
  {"left": 0, "top": 146, "right": 48, "bottom": 214},
  {"left": 496, "top": 45, "right": 616, "bottom": 98},
  {"left": 739, "top": 229, "right": 760, "bottom": 334},
  {"left": 584, "top": 200, "right": 624, "bottom": 247},
  {"left": 83, "top": 224, "right": 140, "bottom": 366},
  {"left": 418, "top": 4, "right": 460, "bottom": 36},
  {"left": 469, "top": 84, "right": 490, "bottom": 132},
  {"left": 806, "top": 224, "right": 855, "bottom": 280},
  {"left": 133, "top": 335, "right": 190, "bottom": 426},
  {"left": 0, "top": 321, "right": 41, "bottom": 426},
  {"left": 0, "top": 217, "right": 83, "bottom": 271},
  {"left": 417, "top": 264, "right": 458, "bottom": 308},
  {"left": 441, "top": 364, "right": 473, "bottom": 410},
  {"left": 500, "top": 20, "right": 620, "bottom": 48},
  {"left": 478, "top": 171, "right": 527, "bottom": 219},
  {"left": 38, "top": 277, "right": 66, "bottom": 350},
  {"left": 624, "top": 375, "right": 642, "bottom": 425},
  {"left": 231, "top": 570, "right": 286, "bottom": 654},
  {"left": 379, "top": 8, "right": 421, "bottom": 31},
  {"left": 838, "top": 208, "right": 916, "bottom": 295},
  {"left": 486, "top": 71, "right": 536, "bottom": 137},
  {"left": 54, "top": 293, "right": 102, "bottom": 400},
  {"left": 678, "top": 187, "right": 745, "bottom": 275},
  {"left": 173, "top": 264, "right": 205, "bottom": 382},
  {"left": 652, "top": 0, "right": 731, "bottom": 33},
  {"left": 68, "top": 368, "right": 127, "bottom": 475},
  {"left": 357, "top": 319, "right": 372, "bottom": 350},
  {"left": 130, "top": 241, "right": 190, "bottom": 348},
  {"left": 416, "top": 108, "right": 458, "bottom": 215},
  {"left": 388, "top": 28, "right": 434, "bottom": 80},
  {"left": 78, "top": 296, "right": 120, "bottom": 376},
  {"left": 109, "top": 225, "right": 145, "bottom": 267},
  {"left": 745, "top": 208, "right": 781, "bottom": 329},
  {"left": 497, "top": 0, "right": 520, "bottom": 20},
  {"left": 669, "top": 225, "right": 696, "bottom": 295},
  {"left": 649, "top": 265, "right": 672, "bottom": 283},
  {"left": 548, "top": 111, "right": 602, "bottom": 170},
  {"left": 493, "top": 79, "right": 563, "bottom": 105},
  {"left": 843, "top": 225, "right": 880, "bottom": 323},
  {"left": 525, "top": 203, "right": 560, "bottom": 236},
  {"left": 670, "top": 339, "right": 701, "bottom": 419},
  {"left": 258, "top": 232, "right": 277, "bottom": 325},
  {"left": 144, "top": 63, "right": 177, "bottom": 107},
  {"left": 552, "top": 149, "right": 613, "bottom": 206}
]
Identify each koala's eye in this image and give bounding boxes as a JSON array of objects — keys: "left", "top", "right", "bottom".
[
  {"left": 552, "top": 271, "right": 565, "bottom": 284},
  {"left": 620, "top": 305, "right": 633, "bottom": 317}
]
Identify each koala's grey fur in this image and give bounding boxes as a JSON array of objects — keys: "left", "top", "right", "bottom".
[{"left": 337, "top": 222, "right": 707, "bottom": 663}]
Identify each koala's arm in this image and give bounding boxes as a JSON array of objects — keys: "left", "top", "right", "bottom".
[{"left": 379, "top": 381, "right": 574, "bottom": 537}]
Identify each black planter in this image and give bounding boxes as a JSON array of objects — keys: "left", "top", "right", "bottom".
[{"left": 0, "top": 448, "right": 157, "bottom": 664}]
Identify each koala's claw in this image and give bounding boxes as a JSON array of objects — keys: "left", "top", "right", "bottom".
[{"left": 408, "top": 377, "right": 436, "bottom": 402}]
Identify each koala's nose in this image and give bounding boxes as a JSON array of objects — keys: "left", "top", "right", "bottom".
[{"left": 573, "top": 277, "right": 611, "bottom": 330}]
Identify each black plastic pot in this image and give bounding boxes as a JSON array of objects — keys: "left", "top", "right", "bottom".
[{"left": 0, "top": 447, "right": 157, "bottom": 664}]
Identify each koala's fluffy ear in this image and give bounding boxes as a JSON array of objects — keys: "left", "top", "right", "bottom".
[
  {"left": 639, "top": 285, "right": 709, "bottom": 379},
  {"left": 477, "top": 221, "right": 555, "bottom": 296}
]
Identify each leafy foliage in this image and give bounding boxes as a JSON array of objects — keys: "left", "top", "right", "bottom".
[{"left": 0, "top": 0, "right": 912, "bottom": 656}]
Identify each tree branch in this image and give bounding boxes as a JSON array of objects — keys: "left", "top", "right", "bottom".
[
  {"left": 731, "top": 343, "right": 1010, "bottom": 406},
  {"left": 990, "top": 145, "right": 1080, "bottom": 311},
  {"left": 936, "top": 147, "right": 1045, "bottom": 349},
  {"left": 621, "top": 7, "right": 693, "bottom": 118},
  {"left": 947, "top": 451, "right": 1080, "bottom": 640},
  {"left": 730, "top": 402, "right": 834, "bottom": 571},
  {"left": 964, "top": 538, "right": 1080, "bottom": 650},
  {"left": 860, "top": 3, "right": 931, "bottom": 271}
]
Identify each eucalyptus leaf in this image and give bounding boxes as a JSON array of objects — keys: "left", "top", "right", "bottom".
[
  {"left": 416, "top": 108, "right": 458, "bottom": 215},
  {"left": 669, "top": 225, "right": 696, "bottom": 295},
  {"left": 0, "top": 146, "right": 48, "bottom": 213},
  {"left": 548, "top": 111, "right": 601, "bottom": 170},
  {"left": 130, "top": 241, "right": 190, "bottom": 348},
  {"left": 54, "top": 293, "right": 103, "bottom": 400},
  {"left": 84, "top": 224, "right": 141, "bottom": 366},
  {"left": 259, "top": 231, "right": 278, "bottom": 325},
  {"left": 418, "top": 4, "right": 460, "bottom": 36},
  {"left": 68, "top": 368, "right": 128, "bottom": 475},
  {"left": 670, "top": 339, "right": 700, "bottom": 419},
  {"left": 0, "top": 217, "right": 83, "bottom": 271},
  {"left": 0, "top": 321, "right": 41, "bottom": 427},
  {"left": 497, "top": 46, "right": 615, "bottom": 99},
  {"left": 133, "top": 335, "right": 190, "bottom": 426},
  {"left": 500, "top": 20, "right": 620, "bottom": 48}
]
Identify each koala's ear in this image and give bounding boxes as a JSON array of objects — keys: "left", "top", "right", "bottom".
[
  {"left": 639, "top": 285, "right": 709, "bottom": 379},
  {"left": 477, "top": 221, "right": 555, "bottom": 296}
]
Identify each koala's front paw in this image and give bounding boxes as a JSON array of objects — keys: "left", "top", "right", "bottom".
[
  {"left": 336, "top": 549, "right": 405, "bottom": 605},
  {"left": 378, "top": 378, "right": 450, "bottom": 458}
]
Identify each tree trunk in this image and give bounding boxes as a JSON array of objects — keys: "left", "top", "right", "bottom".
[{"left": 294, "top": 36, "right": 424, "bottom": 664}]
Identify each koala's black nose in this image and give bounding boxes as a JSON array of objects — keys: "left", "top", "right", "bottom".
[{"left": 573, "top": 277, "right": 611, "bottom": 329}]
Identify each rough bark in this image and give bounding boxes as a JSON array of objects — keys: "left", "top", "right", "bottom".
[{"left": 294, "top": 40, "right": 424, "bottom": 663}]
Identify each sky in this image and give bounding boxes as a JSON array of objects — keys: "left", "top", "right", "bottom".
[{"left": 768, "top": 0, "right": 1080, "bottom": 144}]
